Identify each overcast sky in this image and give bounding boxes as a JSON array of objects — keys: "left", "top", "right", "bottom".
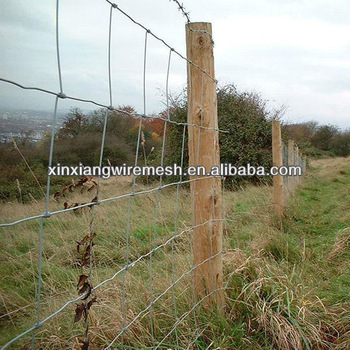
[{"left": 0, "top": 0, "right": 349, "bottom": 128}]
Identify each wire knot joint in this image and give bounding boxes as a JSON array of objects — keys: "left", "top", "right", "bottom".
[{"left": 43, "top": 211, "right": 51, "bottom": 218}]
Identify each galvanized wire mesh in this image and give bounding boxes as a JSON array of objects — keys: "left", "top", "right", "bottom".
[{"left": 0, "top": 1, "right": 229, "bottom": 349}]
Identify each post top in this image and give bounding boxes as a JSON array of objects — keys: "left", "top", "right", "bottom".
[{"left": 186, "top": 22, "right": 212, "bottom": 30}]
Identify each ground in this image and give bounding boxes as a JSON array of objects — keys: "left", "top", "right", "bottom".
[{"left": 0, "top": 157, "right": 349, "bottom": 349}]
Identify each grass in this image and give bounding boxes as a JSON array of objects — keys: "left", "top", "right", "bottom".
[{"left": 0, "top": 158, "right": 350, "bottom": 349}]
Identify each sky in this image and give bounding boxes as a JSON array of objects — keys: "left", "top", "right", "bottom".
[{"left": 0, "top": 0, "right": 349, "bottom": 128}]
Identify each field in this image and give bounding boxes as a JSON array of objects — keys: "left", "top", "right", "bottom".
[{"left": 0, "top": 157, "right": 349, "bottom": 349}]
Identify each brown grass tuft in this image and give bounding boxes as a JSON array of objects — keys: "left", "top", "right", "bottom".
[{"left": 328, "top": 228, "right": 350, "bottom": 261}]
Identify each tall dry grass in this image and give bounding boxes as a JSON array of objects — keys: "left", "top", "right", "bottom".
[{"left": 1, "top": 161, "right": 350, "bottom": 349}]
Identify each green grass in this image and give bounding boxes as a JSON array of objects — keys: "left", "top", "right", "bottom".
[
  {"left": 283, "top": 159, "right": 350, "bottom": 306},
  {"left": 0, "top": 158, "right": 350, "bottom": 349}
]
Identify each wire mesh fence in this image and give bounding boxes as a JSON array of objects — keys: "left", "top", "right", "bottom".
[
  {"left": 0, "top": 1, "right": 308, "bottom": 349},
  {"left": 0, "top": 1, "right": 230, "bottom": 349},
  {"left": 273, "top": 121, "right": 307, "bottom": 217}
]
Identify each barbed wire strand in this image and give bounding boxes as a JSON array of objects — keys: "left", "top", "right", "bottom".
[
  {"left": 188, "top": 28, "right": 213, "bottom": 40},
  {"left": 105, "top": 0, "right": 216, "bottom": 83},
  {"left": 169, "top": 0, "right": 191, "bottom": 22}
]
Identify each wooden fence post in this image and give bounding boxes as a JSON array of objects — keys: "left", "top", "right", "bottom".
[
  {"left": 186, "top": 22, "right": 224, "bottom": 308},
  {"left": 295, "top": 146, "right": 300, "bottom": 183},
  {"left": 288, "top": 139, "right": 295, "bottom": 193},
  {"left": 272, "top": 121, "right": 285, "bottom": 217},
  {"left": 303, "top": 156, "right": 307, "bottom": 174}
]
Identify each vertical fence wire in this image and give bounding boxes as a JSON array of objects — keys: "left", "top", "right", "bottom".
[
  {"left": 282, "top": 141, "right": 288, "bottom": 199},
  {"left": 149, "top": 47, "right": 173, "bottom": 342},
  {"left": 142, "top": 28, "right": 156, "bottom": 345},
  {"left": 279, "top": 137, "right": 307, "bottom": 204},
  {"left": 166, "top": 48, "right": 180, "bottom": 347},
  {"left": 189, "top": 60, "right": 201, "bottom": 341},
  {"left": 0, "top": 2, "right": 234, "bottom": 349},
  {"left": 31, "top": 0, "right": 64, "bottom": 347}
]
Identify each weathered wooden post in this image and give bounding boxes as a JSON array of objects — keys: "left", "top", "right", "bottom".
[
  {"left": 302, "top": 156, "right": 307, "bottom": 175},
  {"left": 272, "top": 121, "right": 285, "bottom": 217},
  {"left": 288, "top": 139, "right": 295, "bottom": 194},
  {"left": 295, "top": 146, "right": 300, "bottom": 183},
  {"left": 186, "top": 22, "right": 224, "bottom": 308}
]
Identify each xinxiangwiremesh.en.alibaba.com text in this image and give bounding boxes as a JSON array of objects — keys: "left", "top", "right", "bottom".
[{"left": 48, "top": 163, "right": 302, "bottom": 179}]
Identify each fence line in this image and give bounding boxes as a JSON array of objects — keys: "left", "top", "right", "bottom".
[
  {"left": 0, "top": 177, "right": 226, "bottom": 228},
  {"left": 272, "top": 120, "right": 307, "bottom": 218},
  {"left": 0, "top": 0, "right": 227, "bottom": 348},
  {"left": 1, "top": 217, "right": 231, "bottom": 350},
  {"left": 0, "top": 1, "right": 309, "bottom": 349}
]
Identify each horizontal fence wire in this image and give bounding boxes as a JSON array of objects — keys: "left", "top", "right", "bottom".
[
  {"left": 0, "top": 0, "right": 231, "bottom": 349},
  {"left": 0, "top": 78, "right": 228, "bottom": 133},
  {"left": 0, "top": 177, "right": 225, "bottom": 227},
  {"left": 1, "top": 219, "right": 230, "bottom": 350}
]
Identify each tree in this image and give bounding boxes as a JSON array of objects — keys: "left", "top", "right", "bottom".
[
  {"left": 165, "top": 84, "right": 273, "bottom": 188},
  {"left": 330, "top": 130, "right": 350, "bottom": 157},
  {"left": 311, "top": 124, "right": 339, "bottom": 152},
  {"left": 57, "top": 108, "right": 88, "bottom": 139}
]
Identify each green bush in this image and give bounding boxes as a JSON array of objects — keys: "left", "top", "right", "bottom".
[{"left": 165, "top": 84, "right": 273, "bottom": 188}]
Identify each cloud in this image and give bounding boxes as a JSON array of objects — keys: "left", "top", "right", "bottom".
[{"left": 216, "top": 15, "right": 350, "bottom": 52}]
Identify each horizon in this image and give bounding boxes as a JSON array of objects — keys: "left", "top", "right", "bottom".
[{"left": 0, "top": 104, "right": 348, "bottom": 131}]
